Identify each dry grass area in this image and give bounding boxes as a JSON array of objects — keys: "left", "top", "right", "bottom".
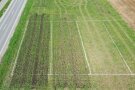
[{"left": 109, "top": 0, "right": 135, "bottom": 29}]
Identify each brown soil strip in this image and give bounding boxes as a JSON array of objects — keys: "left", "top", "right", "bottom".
[{"left": 109, "top": 0, "right": 135, "bottom": 30}]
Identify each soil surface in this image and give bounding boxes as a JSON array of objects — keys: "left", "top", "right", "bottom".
[{"left": 109, "top": 0, "right": 135, "bottom": 30}]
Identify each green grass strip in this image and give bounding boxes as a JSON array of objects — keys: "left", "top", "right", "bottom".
[
  {"left": 0, "top": 0, "right": 34, "bottom": 88},
  {"left": 0, "top": 0, "right": 11, "bottom": 17}
]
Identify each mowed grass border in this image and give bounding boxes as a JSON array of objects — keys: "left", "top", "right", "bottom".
[{"left": 0, "top": 0, "right": 34, "bottom": 87}]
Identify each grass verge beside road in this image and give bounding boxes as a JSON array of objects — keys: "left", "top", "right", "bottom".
[
  {"left": 0, "top": 0, "right": 33, "bottom": 88},
  {"left": 0, "top": 0, "right": 11, "bottom": 17}
]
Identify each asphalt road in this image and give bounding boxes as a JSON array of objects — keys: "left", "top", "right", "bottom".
[
  {"left": 0, "top": 0, "right": 8, "bottom": 10},
  {"left": 0, "top": 0, "right": 27, "bottom": 62}
]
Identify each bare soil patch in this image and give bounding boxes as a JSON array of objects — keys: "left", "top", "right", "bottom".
[{"left": 109, "top": 0, "right": 135, "bottom": 30}]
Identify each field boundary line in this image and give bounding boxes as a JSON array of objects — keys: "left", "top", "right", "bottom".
[
  {"left": 10, "top": 20, "right": 29, "bottom": 77},
  {"left": 22, "top": 73, "right": 135, "bottom": 76},
  {"left": 29, "top": 19, "right": 123, "bottom": 22},
  {"left": 103, "top": 23, "right": 133, "bottom": 74},
  {"left": 76, "top": 21, "right": 91, "bottom": 74},
  {"left": 78, "top": 5, "right": 93, "bottom": 74},
  {"left": 49, "top": 15, "right": 53, "bottom": 75}
]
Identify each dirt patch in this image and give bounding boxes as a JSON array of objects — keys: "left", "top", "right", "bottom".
[{"left": 109, "top": 0, "right": 135, "bottom": 30}]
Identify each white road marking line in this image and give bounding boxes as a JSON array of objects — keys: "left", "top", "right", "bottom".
[
  {"left": 76, "top": 21, "right": 91, "bottom": 74},
  {"left": 0, "top": 0, "right": 17, "bottom": 26},
  {"left": 0, "top": 0, "right": 27, "bottom": 62},
  {"left": 103, "top": 23, "right": 133, "bottom": 74},
  {"left": 0, "top": 0, "right": 18, "bottom": 61}
]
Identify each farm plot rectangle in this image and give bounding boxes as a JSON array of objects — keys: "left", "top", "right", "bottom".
[
  {"left": 10, "top": 14, "right": 50, "bottom": 89},
  {"left": 104, "top": 20, "right": 135, "bottom": 73},
  {"left": 52, "top": 15, "right": 89, "bottom": 74},
  {"left": 76, "top": 20, "right": 130, "bottom": 74},
  {"left": 52, "top": 15, "right": 90, "bottom": 88}
]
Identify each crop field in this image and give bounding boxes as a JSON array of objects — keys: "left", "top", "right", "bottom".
[{"left": 2, "top": 0, "right": 135, "bottom": 89}]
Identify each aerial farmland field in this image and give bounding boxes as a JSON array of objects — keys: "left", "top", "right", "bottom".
[{"left": 1, "top": 0, "right": 135, "bottom": 89}]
